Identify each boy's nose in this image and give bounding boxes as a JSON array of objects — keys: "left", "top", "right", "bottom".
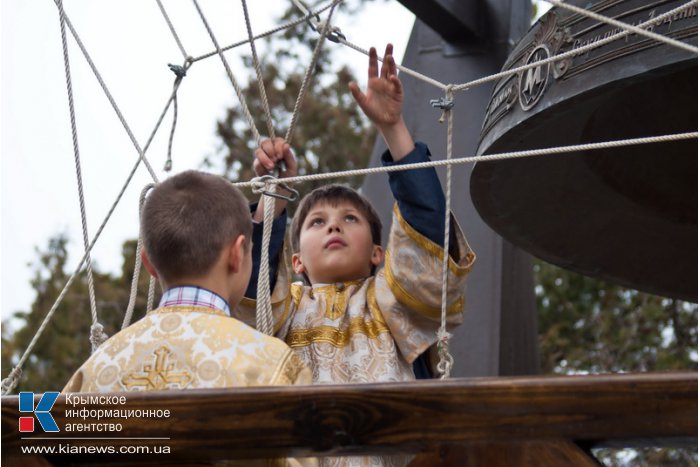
[{"left": 327, "top": 219, "right": 341, "bottom": 232}]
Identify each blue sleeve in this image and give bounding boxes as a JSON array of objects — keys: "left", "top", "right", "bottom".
[
  {"left": 381, "top": 142, "right": 445, "bottom": 245},
  {"left": 244, "top": 204, "right": 287, "bottom": 299}
]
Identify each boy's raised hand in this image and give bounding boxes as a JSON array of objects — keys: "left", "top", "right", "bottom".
[
  {"left": 254, "top": 137, "right": 297, "bottom": 179},
  {"left": 253, "top": 138, "right": 297, "bottom": 222},
  {"left": 349, "top": 44, "right": 403, "bottom": 131}
]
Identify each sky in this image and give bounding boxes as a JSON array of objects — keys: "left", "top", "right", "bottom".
[{"left": 0, "top": 0, "right": 415, "bottom": 329}]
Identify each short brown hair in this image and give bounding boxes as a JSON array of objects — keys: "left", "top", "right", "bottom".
[
  {"left": 142, "top": 170, "right": 252, "bottom": 283},
  {"left": 291, "top": 184, "right": 382, "bottom": 253}
]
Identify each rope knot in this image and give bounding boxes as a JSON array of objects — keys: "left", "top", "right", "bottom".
[
  {"left": 1, "top": 367, "right": 22, "bottom": 395},
  {"left": 250, "top": 175, "right": 299, "bottom": 202},
  {"left": 436, "top": 328, "right": 454, "bottom": 379},
  {"left": 90, "top": 322, "right": 109, "bottom": 353}
]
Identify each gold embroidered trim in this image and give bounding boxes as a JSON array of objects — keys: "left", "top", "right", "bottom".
[
  {"left": 393, "top": 203, "right": 474, "bottom": 277},
  {"left": 384, "top": 252, "right": 464, "bottom": 318},
  {"left": 286, "top": 315, "right": 390, "bottom": 349},
  {"left": 290, "top": 283, "right": 303, "bottom": 307}
]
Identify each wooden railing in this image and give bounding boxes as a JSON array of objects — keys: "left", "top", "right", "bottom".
[{"left": 2, "top": 372, "right": 696, "bottom": 465}]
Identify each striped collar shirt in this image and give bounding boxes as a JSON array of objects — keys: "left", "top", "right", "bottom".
[{"left": 158, "top": 286, "right": 231, "bottom": 316}]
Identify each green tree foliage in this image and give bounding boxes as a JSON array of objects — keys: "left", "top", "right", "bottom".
[
  {"left": 207, "top": 0, "right": 377, "bottom": 206},
  {"left": 535, "top": 258, "right": 698, "bottom": 466},
  {"left": 2, "top": 236, "right": 154, "bottom": 392},
  {"left": 536, "top": 259, "right": 697, "bottom": 374}
]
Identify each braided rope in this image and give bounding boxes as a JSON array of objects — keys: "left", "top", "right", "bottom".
[
  {"left": 337, "top": 38, "right": 448, "bottom": 90},
  {"left": 544, "top": 0, "right": 698, "bottom": 54},
  {"left": 5, "top": 0, "right": 696, "bottom": 392},
  {"left": 436, "top": 86, "right": 455, "bottom": 379},
  {"left": 234, "top": 132, "right": 698, "bottom": 189},
  {"left": 147, "top": 276, "right": 157, "bottom": 313},
  {"left": 155, "top": 0, "right": 189, "bottom": 60},
  {"left": 452, "top": 0, "right": 698, "bottom": 92},
  {"left": 0, "top": 4, "right": 193, "bottom": 391},
  {"left": 253, "top": 182, "right": 277, "bottom": 336},
  {"left": 241, "top": 0, "right": 276, "bottom": 140},
  {"left": 190, "top": 0, "right": 339, "bottom": 63},
  {"left": 56, "top": 0, "right": 108, "bottom": 353},
  {"left": 192, "top": 0, "right": 262, "bottom": 144},
  {"left": 53, "top": 0, "right": 159, "bottom": 182},
  {"left": 285, "top": 0, "right": 342, "bottom": 144},
  {"left": 123, "top": 184, "right": 156, "bottom": 330}
]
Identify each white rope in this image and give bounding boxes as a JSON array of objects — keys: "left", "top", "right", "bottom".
[
  {"left": 147, "top": 276, "right": 157, "bottom": 313},
  {"left": 241, "top": 0, "right": 276, "bottom": 140},
  {"left": 251, "top": 0, "right": 342, "bottom": 335},
  {"left": 155, "top": 0, "right": 190, "bottom": 61},
  {"left": 544, "top": 0, "right": 698, "bottom": 54},
  {"left": 54, "top": 0, "right": 159, "bottom": 182},
  {"left": 190, "top": 0, "right": 339, "bottom": 63},
  {"left": 321, "top": 0, "right": 699, "bottom": 95},
  {"left": 192, "top": 0, "right": 262, "bottom": 144},
  {"left": 234, "top": 132, "right": 698, "bottom": 188},
  {"left": 336, "top": 37, "right": 448, "bottom": 91},
  {"left": 5, "top": 0, "right": 695, "bottom": 392},
  {"left": 0, "top": 15, "right": 188, "bottom": 391},
  {"left": 56, "top": 0, "right": 108, "bottom": 353},
  {"left": 253, "top": 183, "right": 277, "bottom": 336},
  {"left": 285, "top": 0, "right": 342, "bottom": 143},
  {"left": 123, "top": 184, "right": 156, "bottom": 330},
  {"left": 436, "top": 86, "right": 456, "bottom": 379},
  {"left": 452, "top": 0, "right": 699, "bottom": 92}
]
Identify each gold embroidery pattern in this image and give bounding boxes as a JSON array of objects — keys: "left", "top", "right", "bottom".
[
  {"left": 384, "top": 253, "right": 464, "bottom": 318},
  {"left": 122, "top": 346, "right": 193, "bottom": 390},
  {"left": 393, "top": 203, "right": 475, "bottom": 276},
  {"left": 286, "top": 316, "right": 390, "bottom": 349}
]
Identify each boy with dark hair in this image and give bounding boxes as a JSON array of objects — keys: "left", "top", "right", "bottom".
[
  {"left": 238, "top": 44, "right": 475, "bottom": 467},
  {"left": 64, "top": 170, "right": 311, "bottom": 394},
  {"left": 243, "top": 43, "right": 474, "bottom": 381}
]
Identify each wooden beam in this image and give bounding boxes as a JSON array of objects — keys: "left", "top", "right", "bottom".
[
  {"left": 1, "top": 372, "right": 695, "bottom": 464},
  {"left": 396, "top": 0, "right": 481, "bottom": 43},
  {"left": 410, "top": 440, "right": 601, "bottom": 466}
]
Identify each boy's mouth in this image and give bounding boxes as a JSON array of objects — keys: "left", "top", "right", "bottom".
[{"left": 324, "top": 237, "right": 347, "bottom": 249}]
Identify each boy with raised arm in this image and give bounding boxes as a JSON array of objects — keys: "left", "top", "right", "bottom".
[{"left": 238, "top": 44, "right": 475, "bottom": 467}]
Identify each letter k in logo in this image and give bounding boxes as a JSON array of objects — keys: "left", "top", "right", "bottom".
[{"left": 19, "top": 392, "right": 60, "bottom": 432}]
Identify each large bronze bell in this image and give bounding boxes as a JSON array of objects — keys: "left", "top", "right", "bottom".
[{"left": 472, "top": 0, "right": 698, "bottom": 301}]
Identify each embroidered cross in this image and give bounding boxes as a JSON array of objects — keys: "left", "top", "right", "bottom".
[{"left": 122, "top": 346, "right": 193, "bottom": 390}]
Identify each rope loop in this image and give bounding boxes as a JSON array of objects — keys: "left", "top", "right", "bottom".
[
  {"left": 436, "top": 329, "right": 454, "bottom": 379},
  {"left": 312, "top": 21, "right": 345, "bottom": 43},
  {"left": 250, "top": 175, "right": 299, "bottom": 202},
  {"left": 164, "top": 61, "right": 191, "bottom": 172},
  {"left": 1, "top": 367, "right": 22, "bottom": 395},
  {"left": 90, "top": 322, "right": 109, "bottom": 353}
]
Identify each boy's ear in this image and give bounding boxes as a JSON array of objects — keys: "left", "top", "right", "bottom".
[
  {"left": 291, "top": 253, "right": 306, "bottom": 275},
  {"left": 227, "top": 235, "right": 247, "bottom": 273},
  {"left": 140, "top": 248, "right": 159, "bottom": 278},
  {"left": 370, "top": 245, "right": 384, "bottom": 267}
]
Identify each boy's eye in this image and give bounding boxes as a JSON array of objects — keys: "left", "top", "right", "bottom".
[{"left": 345, "top": 214, "right": 358, "bottom": 223}]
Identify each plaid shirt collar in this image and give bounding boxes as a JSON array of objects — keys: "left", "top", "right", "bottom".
[{"left": 158, "top": 286, "right": 231, "bottom": 316}]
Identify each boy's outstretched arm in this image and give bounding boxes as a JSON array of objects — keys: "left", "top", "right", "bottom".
[
  {"left": 349, "top": 44, "right": 414, "bottom": 161},
  {"left": 253, "top": 137, "right": 297, "bottom": 222},
  {"left": 245, "top": 138, "right": 296, "bottom": 301}
]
